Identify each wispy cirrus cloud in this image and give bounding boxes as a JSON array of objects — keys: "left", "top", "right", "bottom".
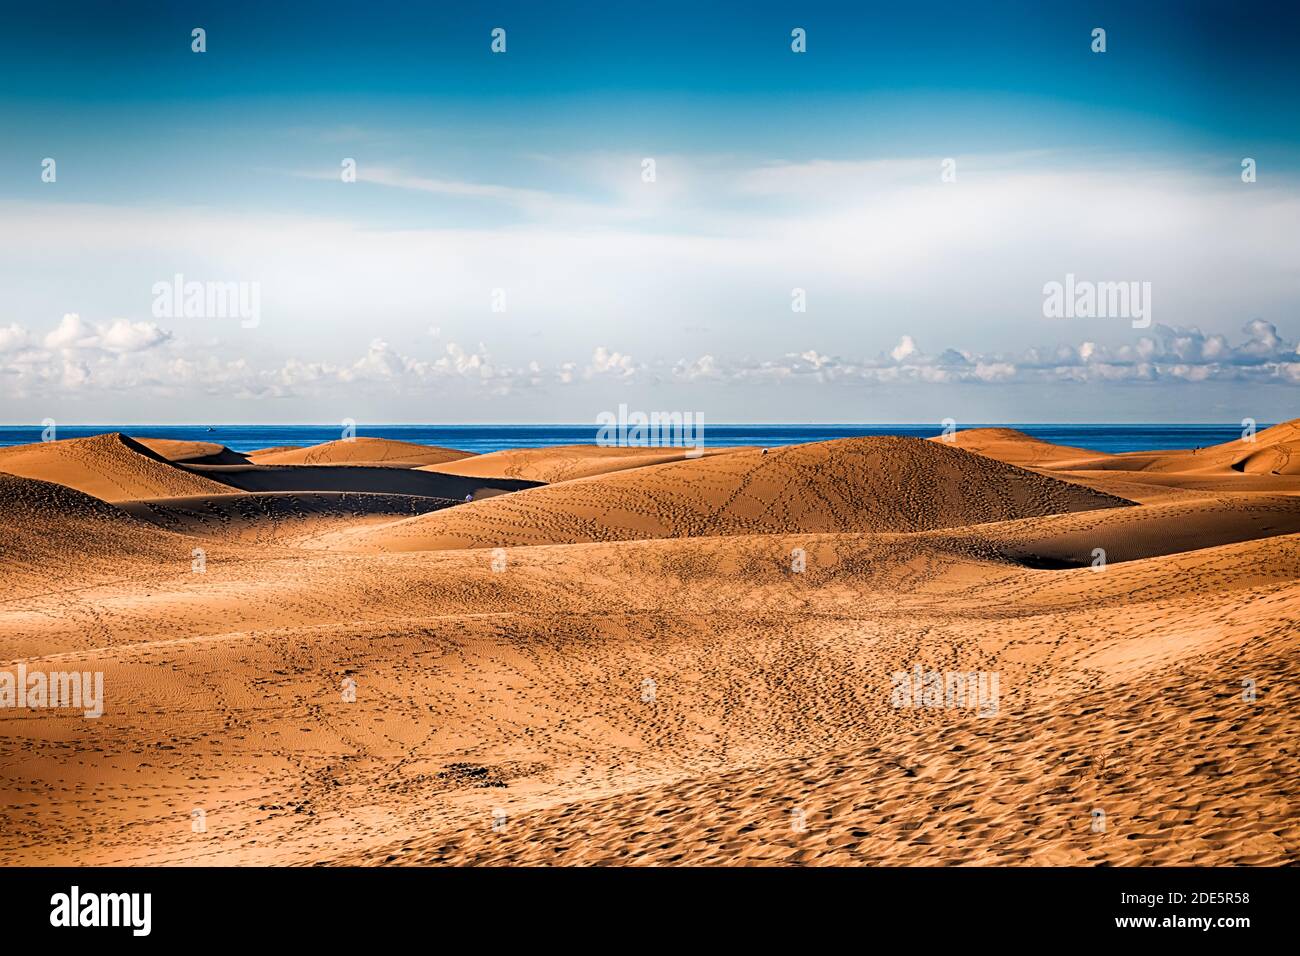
[{"left": 290, "top": 163, "right": 621, "bottom": 221}]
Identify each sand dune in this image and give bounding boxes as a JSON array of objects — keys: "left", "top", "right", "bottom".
[
  {"left": 1232, "top": 439, "right": 1300, "bottom": 475},
  {"left": 0, "top": 473, "right": 192, "bottom": 597},
  {"left": 134, "top": 438, "right": 251, "bottom": 466},
  {"left": 249, "top": 437, "right": 472, "bottom": 468},
  {"left": 943, "top": 426, "right": 1297, "bottom": 478},
  {"left": 930, "top": 493, "right": 1300, "bottom": 567},
  {"left": 942, "top": 423, "right": 1300, "bottom": 500},
  {"left": 428, "top": 444, "right": 753, "bottom": 483},
  {"left": 1058, "top": 420, "right": 1300, "bottom": 478},
  {"left": 930, "top": 428, "right": 1110, "bottom": 469},
  {"left": 0, "top": 432, "right": 234, "bottom": 501},
  {"left": 322, "top": 436, "right": 1131, "bottom": 552},
  {"left": 118, "top": 491, "right": 458, "bottom": 544},
  {"left": 1106, "top": 419, "right": 1300, "bottom": 476},
  {"left": 0, "top": 423, "right": 1296, "bottom": 867}
]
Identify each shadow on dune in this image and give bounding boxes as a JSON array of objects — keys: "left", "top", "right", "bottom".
[{"left": 179, "top": 462, "right": 541, "bottom": 499}]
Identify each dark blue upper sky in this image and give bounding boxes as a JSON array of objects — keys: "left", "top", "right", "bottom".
[
  {"left": 4, "top": 0, "right": 1297, "bottom": 218},
  {"left": 3, "top": 0, "right": 1297, "bottom": 155}
]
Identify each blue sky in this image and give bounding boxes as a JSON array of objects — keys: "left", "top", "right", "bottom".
[{"left": 1, "top": 0, "right": 1298, "bottom": 423}]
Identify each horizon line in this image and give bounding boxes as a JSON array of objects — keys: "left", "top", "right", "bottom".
[{"left": 0, "top": 422, "right": 1275, "bottom": 429}]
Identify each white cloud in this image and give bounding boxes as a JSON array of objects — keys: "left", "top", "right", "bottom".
[
  {"left": 666, "top": 321, "right": 1300, "bottom": 387},
  {"left": 43, "top": 314, "right": 95, "bottom": 350},
  {"left": 42, "top": 313, "right": 171, "bottom": 353},
  {"left": 891, "top": 335, "right": 919, "bottom": 363},
  {"left": 0, "top": 324, "right": 30, "bottom": 353},
  {"left": 3, "top": 316, "right": 1299, "bottom": 408},
  {"left": 96, "top": 319, "right": 172, "bottom": 353},
  {"left": 587, "top": 346, "right": 638, "bottom": 379}
]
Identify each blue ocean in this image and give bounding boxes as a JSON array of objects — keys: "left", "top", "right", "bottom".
[{"left": 0, "top": 424, "right": 1264, "bottom": 455}]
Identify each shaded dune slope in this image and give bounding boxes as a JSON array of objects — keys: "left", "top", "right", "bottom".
[
  {"left": 118, "top": 491, "right": 459, "bottom": 544},
  {"left": 0, "top": 473, "right": 190, "bottom": 594},
  {"left": 182, "top": 462, "right": 539, "bottom": 499},
  {"left": 928, "top": 493, "right": 1300, "bottom": 567}
]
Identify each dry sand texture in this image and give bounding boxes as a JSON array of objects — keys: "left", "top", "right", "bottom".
[{"left": 0, "top": 426, "right": 1297, "bottom": 865}]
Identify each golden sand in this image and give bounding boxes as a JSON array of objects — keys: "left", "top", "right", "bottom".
[{"left": 1, "top": 426, "right": 1296, "bottom": 865}]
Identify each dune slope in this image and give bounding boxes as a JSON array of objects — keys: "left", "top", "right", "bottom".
[
  {"left": 931, "top": 428, "right": 1111, "bottom": 469},
  {"left": 942, "top": 420, "right": 1300, "bottom": 500},
  {"left": 324, "top": 436, "right": 1132, "bottom": 552},
  {"left": 134, "top": 439, "right": 251, "bottom": 466},
  {"left": 428, "top": 444, "right": 752, "bottom": 483},
  {"left": 249, "top": 437, "right": 472, "bottom": 468},
  {"left": 0, "top": 433, "right": 235, "bottom": 502},
  {"left": 0, "top": 473, "right": 194, "bottom": 596}
]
